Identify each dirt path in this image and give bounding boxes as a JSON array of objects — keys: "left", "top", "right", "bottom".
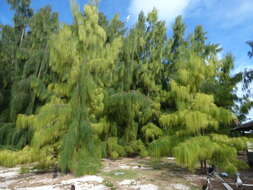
[{"left": 0, "top": 157, "right": 253, "bottom": 190}]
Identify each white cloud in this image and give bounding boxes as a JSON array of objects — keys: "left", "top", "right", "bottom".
[
  {"left": 128, "top": 0, "right": 253, "bottom": 27},
  {"left": 187, "top": 0, "right": 253, "bottom": 28},
  {"left": 128, "top": 0, "right": 194, "bottom": 25}
]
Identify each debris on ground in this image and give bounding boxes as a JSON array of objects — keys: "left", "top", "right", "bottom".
[{"left": 0, "top": 157, "right": 253, "bottom": 190}]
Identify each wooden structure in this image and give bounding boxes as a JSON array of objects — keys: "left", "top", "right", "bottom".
[
  {"left": 232, "top": 120, "right": 253, "bottom": 166},
  {"left": 232, "top": 120, "right": 253, "bottom": 132}
]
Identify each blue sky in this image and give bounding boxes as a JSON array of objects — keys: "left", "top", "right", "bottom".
[{"left": 1, "top": 0, "right": 253, "bottom": 73}]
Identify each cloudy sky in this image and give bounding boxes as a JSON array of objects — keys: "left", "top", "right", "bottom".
[{"left": 1, "top": 0, "right": 253, "bottom": 73}]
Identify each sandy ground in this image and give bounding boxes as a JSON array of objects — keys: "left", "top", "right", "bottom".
[{"left": 0, "top": 157, "right": 253, "bottom": 190}]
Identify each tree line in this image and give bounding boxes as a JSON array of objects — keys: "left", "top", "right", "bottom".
[{"left": 0, "top": 0, "right": 252, "bottom": 175}]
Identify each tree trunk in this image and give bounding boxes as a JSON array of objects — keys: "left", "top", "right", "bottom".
[{"left": 19, "top": 27, "right": 25, "bottom": 48}]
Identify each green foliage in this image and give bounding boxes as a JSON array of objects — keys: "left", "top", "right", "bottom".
[
  {"left": 151, "top": 49, "right": 247, "bottom": 172},
  {"left": 141, "top": 123, "right": 163, "bottom": 144},
  {"left": 20, "top": 166, "right": 30, "bottom": 174},
  {"left": 125, "top": 140, "right": 148, "bottom": 157},
  {"left": 0, "top": 146, "right": 35, "bottom": 167},
  {"left": 103, "top": 179, "right": 115, "bottom": 188},
  {"left": 0, "top": 0, "right": 252, "bottom": 176},
  {"left": 160, "top": 54, "right": 234, "bottom": 136},
  {"left": 173, "top": 136, "right": 233, "bottom": 172},
  {"left": 105, "top": 91, "right": 154, "bottom": 143},
  {"left": 209, "top": 134, "right": 248, "bottom": 151},
  {"left": 148, "top": 135, "right": 185, "bottom": 159},
  {"left": 107, "top": 137, "right": 126, "bottom": 159},
  {"left": 0, "top": 0, "right": 59, "bottom": 150},
  {"left": 0, "top": 122, "right": 32, "bottom": 149}
]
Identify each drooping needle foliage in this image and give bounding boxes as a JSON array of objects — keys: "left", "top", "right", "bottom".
[{"left": 0, "top": 0, "right": 252, "bottom": 175}]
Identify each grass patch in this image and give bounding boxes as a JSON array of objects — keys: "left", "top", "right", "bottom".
[
  {"left": 101, "top": 169, "right": 137, "bottom": 180},
  {"left": 19, "top": 166, "right": 30, "bottom": 174},
  {"left": 103, "top": 179, "right": 117, "bottom": 190},
  {"left": 149, "top": 160, "right": 176, "bottom": 170},
  {"left": 190, "top": 187, "right": 200, "bottom": 190}
]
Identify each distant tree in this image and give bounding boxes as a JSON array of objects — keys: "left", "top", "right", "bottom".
[
  {"left": 238, "top": 41, "right": 253, "bottom": 120},
  {"left": 0, "top": 1, "right": 59, "bottom": 149}
]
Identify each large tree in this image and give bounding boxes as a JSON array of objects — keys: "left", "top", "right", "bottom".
[{"left": 150, "top": 50, "right": 248, "bottom": 173}]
